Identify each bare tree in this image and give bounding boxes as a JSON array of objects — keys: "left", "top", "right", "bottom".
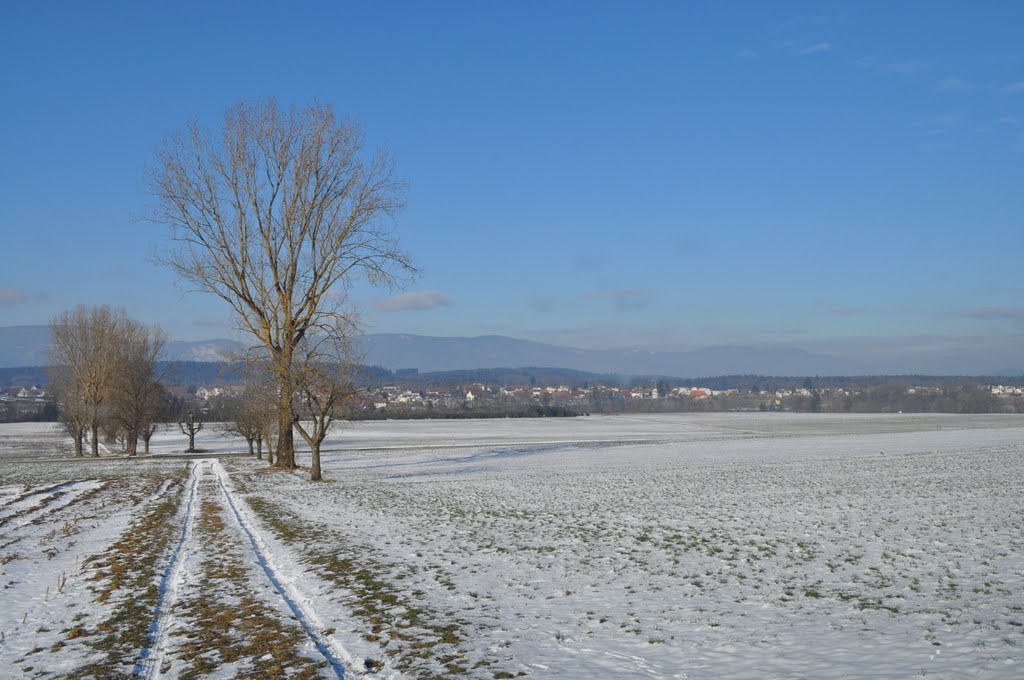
[
  {"left": 178, "top": 407, "right": 204, "bottom": 453},
  {"left": 48, "top": 306, "right": 125, "bottom": 457},
  {"left": 225, "top": 372, "right": 277, "bottom": 460},
  {"left": 47, "top": 365, "right": 88, "bottom": 456},
  {"left": 139, "top": 383, "right": 171, "bottom": 455},
  {"left": 110, "top": 321, "right": 169, "bottom": 456},
  {"left": 146, "top": 99, "right": 412, "bottom": 469},
  {"left": 225, "top": 396, "right": 260, "bottom": 456},
  {"left": 292, "top": 329, "right": 362, "bottom": 481}
]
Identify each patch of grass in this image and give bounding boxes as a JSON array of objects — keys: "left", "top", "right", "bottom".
[
  {"left": 69, "top": 476, "right": 185, "bottom": 679},
  {"left": 246, "top": 495, "right": 483, "bottom": 679}
]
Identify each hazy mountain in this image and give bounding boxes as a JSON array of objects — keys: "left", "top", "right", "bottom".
[
  {"left": 163, "top": 338, "right": 245, "bottom": 362},
  {"left": 0, "top": 326, "right": 52, "bottom": 368},
  {"left": 359, "top": 333, "right": 868, "bottom": 378},
  {"left": 0, "top": 326, "right": 242, "bottom": 368},
  {"left": 1, "top": 325, "right": 1017, "bottom": 377}
]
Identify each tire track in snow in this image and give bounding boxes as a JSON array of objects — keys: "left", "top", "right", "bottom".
[
  {"left": 132, "top": 460, "right": 204, "bottom": 680},
  {"left": 211, "top": 460, "right": 354, "bottom": 679},
  {"left": 0, "top": 480, "right": 100, "bottom": 528},
  {"left": 0, "top": 481, "right": 75, "bottom": 516}
]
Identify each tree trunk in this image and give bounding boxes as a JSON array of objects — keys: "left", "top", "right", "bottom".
[
  {"left": 310, "top": 441, "right": 322, "bottom": 481},
  {"left": 73, "top": 425, "right": 84, "bottom": 457},
  {"left": 187, "top": 430, "right": 196, "bottom": 453},
  {"left": 271, "top": 356, "right": 297, "bottom": 469},
  {"left": 90, "top": 423, "right": 99, "bottom": 457},
  {"left": 246, "top": 437, "right": 254, "bottom": 456},
  {"left": 143, "top": 434, "right": 152, "bottom": 455},
  {"left": 255, "top": 435, "right": 263, "bottom": 460},
  {"left": 275, "top": 418, "right": 295, "bottom": 467}
]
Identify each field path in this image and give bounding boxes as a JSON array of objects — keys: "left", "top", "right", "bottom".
[
  {"left": 133, "top": 459, "right": 204, "bottom": 679},
  {"left": 129, "top": 459, "right": 355, "bottom": 679},
  {"left": 212, "top": 460, "right": 355, "bottom": 678}
]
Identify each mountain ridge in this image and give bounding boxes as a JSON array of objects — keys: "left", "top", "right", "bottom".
[{"left": 1, "top": 325, "right": 1018, "bottom": 377}]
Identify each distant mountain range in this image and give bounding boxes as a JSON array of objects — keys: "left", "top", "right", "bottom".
[
  {"left": 1, "top": 325, "right": 1018, "bottom": 378},
  {"left": 0, "top": 326, "right": 244, "bottom": 369},
  {"left": 358, "top": 333, "right": 868, "bottom": 377}
]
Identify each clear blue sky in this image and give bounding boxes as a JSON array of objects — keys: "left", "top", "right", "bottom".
[{"left": 1, "top": 2, "right": 1022, "bottom": 371}]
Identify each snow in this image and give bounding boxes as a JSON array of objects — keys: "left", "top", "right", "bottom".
[{"left": 1, "top": 413, "right": 1023, "bottom": 678}]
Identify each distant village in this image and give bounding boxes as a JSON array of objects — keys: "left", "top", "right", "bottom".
[{"left": 4, "top": 376, "right": 1024, "bottom": 423}]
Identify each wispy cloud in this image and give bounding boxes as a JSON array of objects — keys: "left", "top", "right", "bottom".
[
  {"left": 816, "top": 299, "right": 865, "bottom": 317},
  {"left": 800, "top": 42, "right": 832, "bottom": 55},
  {"left": 0, "top": 288, "right": 27, "bottom": 306},
  {"left": 571, "top": 254, "right": 604, "bottom": 272},
  {"left": 936, "top": 76, "right": 972, "bottom": 92},
  {"left": 524, "top": 295, "right": 561, "bottom": 315},
  {"left": 676, "top": 238, "right": 706, "bottom": 256},
  {"left": 735, "top": 48, "right": 757, "bottom": 60},
  {"left": 582, "top": 288, "right": 647, "bottom": 301},
  {"left": 914, "top": 111, "right": 961, "bottom": 134},
  {"left": 582, "top": 289, "right": 651, "bottom": 312},
  {"left": 375, "top": 290, "right": 454, "bottom": 312},
  {"left": 935, "top": 78, "right": 1024, "bottom": 95},
  {"left": 772, "top": 14, "right": 837, "bottom": 33},
  {"left": 856, "top": 57, "right": 927, "bottom": 76},
  {"left": 963, "top": 306, "right": 1024, "bottom": 323}
]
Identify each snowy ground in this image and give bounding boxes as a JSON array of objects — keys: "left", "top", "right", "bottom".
[{"left": 0, "top": 413, "right": 1022, "bottom": 678}]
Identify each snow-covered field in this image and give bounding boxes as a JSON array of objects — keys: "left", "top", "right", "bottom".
[{"left": 1, "top": 413, "right": 1022, "bottom": 678}]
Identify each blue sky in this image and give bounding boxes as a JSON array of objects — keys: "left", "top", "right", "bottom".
[{"left": 1, "top": 2, "right": 1022, "bottom": 371}]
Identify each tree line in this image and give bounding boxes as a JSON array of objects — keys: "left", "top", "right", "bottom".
[
  {"left": 48, "top": 306, "right": 168, "bottom": 457},
  {"left": 45, "top": 304, "right": 366, "bottom": 481}
]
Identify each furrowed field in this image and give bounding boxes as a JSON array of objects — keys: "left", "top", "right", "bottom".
[{"left": 0, "top": 414, "right": 1021, "bottom": 678}]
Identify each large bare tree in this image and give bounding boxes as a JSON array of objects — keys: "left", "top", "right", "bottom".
[{"left": 146, "top": 99, "right": 411, "bottom": 468}]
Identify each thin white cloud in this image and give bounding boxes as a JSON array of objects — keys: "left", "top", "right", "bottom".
[
  {"left": 800, "top": 42, "right": 832, "bottom": 55},
  {"left": 375, "top": 290, "right": 454, "bottom": 313},
  {"left": 936, "top": 76, "right": 972, "bottom": 92},
  {"left": 524, "top": 295, "right": 561, "bottom": 315},
  {"left": 0, "top": 288, "right": 27, "bottom": 305},
  {"left": 582, "top": 289, "right": 651, "bottom": 312},
  {"left": 816, "top": 299, "right": 865, "bottom": 317},
  {"left": 735, "top": 48, "right": 757, "bottom": 60},
  {"left": 963, "top": 306, "right": 1024, "bottom": 323},
  {"left": 582, "top": 289, "right": 648, "bottom": 301},
  {"left": 856, "top": 57, "right": 926, "bottom": 76},
  {"left": 914, "top": 111, "right": 961, "bottom": 134},
  {"left": 934, "top": 79, "right": 1024, "bottom": 95}
]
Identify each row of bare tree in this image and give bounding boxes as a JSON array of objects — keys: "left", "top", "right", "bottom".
[
  {"left": 47, "top": 305, "right": 168, "bottom": 457},
  {"left": 47, "top": 303, "right": 361, "bottom": 480}
]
